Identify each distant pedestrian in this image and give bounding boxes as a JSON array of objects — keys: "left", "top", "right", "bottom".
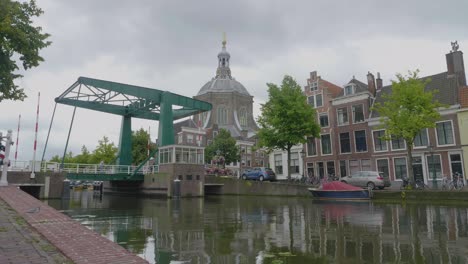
[{"left": 99, "top": 160, "right": 104, "bottom": 172}]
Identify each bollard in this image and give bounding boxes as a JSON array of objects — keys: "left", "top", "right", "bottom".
[{"left": 62, "top": 179, "right": 71, "bottom": 199}]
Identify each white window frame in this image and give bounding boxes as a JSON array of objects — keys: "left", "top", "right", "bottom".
[
  {"left": 307, "top": 95, "right": 315, "bottom": 108},
  {"left": 344, "top": 84, "right": 355, "bottom": 95},
  {"left": 354, "top": 130, "right": 368, "bottom": 153},
  {"left": 372, "top": 129, "right": 388, "bottom": 152},
  {"left": 435, "top": 120, "right": 456, "bottom": 147},
  {"left": 391, "top": 137, "right": 406, "bottom": 151},
  {"left": 425, "top": 153, "right": 443, "bottom": 179},
  {"left": 352, "top": 104, "right": 365, "bottom": 123},
  {"left": 310, "top": 81, "right": 318, "bottom": 91},
  {"left": 187, "top": 134, "right": 194, "bottom": 144},
  {"left": 316, "top": 93, "right": 323, "bottom": 107},
  {"left": 375, "top": 158, "right": 390, "bottom": 178},
  {"left": 320, "top": 134, "right": 333, "bottom": 156},
  {"left": 337, "top": 107, "right": 349, "bottom": 126},
  {"left": 414, "top": 128, "right": 429, "bottom": 149},
  {"left": 448, "top": 151, "right": 464, "bottom": 178},
  {"left": 393, "top": 156, "right": 408, "bottom": 181},
  {"left": 319, "top": 112, "right": 329, "bottom": 128},
  {"left": 339, "top": 132, "right": 351, "bottom": 154},
  {"left": 306, "top": 137, "right": 318, "bottom": 157}
]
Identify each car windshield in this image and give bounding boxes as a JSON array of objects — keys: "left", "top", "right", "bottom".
[{"left": 264, "top": 168, "right": 273, "bottom": 171}]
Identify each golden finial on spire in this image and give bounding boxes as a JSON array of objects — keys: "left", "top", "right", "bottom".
[{"left": 222, "top": 32, "right": 227, "bottom": 48}]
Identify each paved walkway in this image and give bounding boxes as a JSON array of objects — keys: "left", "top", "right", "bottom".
[{"left": 0, "top": 186, "right": 148, "bottom": 264}]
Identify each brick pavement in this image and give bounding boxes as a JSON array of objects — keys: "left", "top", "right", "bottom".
[{"left": 0, "top": 186, "right": 148, "bottom": 264}]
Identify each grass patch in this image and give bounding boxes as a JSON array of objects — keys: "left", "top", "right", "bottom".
[
  {"left": 13, "top": 216, "right": 26, "bottom": 226},
  {"left": 0, "top": 227, "right": 7, "bottom": 232}
]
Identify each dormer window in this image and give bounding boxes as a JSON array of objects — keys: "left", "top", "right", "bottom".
[{"left": 344, "top": 84, "right": 355, "bottom": 95}]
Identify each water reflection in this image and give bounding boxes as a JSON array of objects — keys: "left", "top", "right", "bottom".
[{"left": 47, "top": 191, "right": 468, "bottom": 264}]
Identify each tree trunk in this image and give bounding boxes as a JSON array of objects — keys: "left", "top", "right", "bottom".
[{"left": 406, "top": 141, "right": 415, "bottom": 187}]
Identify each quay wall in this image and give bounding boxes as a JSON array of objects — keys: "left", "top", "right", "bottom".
[{"left": 6, "top": 171, "right": 66, "bottom": 199}]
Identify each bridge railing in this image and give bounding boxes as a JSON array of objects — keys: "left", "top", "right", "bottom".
[{"left": 6, "top": 161, "right": 158, "bottom": 175}]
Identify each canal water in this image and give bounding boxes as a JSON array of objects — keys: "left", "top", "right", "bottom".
[{"left": 47, "top": 190, "right": 468, "bottom": 264}]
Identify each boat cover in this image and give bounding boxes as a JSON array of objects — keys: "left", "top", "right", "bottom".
[{"left": 321, "top": 181, "right": 362, "bottom": 191}]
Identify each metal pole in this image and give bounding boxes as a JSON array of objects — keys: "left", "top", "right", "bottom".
[
  {"left": 432, "top": 151, "right": 437, "bottom": 189},
  {"left": 31, "top": 92, "right": 40, "bottom": 179},
  {"left": 61, "top": 85, "right": 81, "bottom": 169},
  {"left": 41, "top": 102, "right": 57, "bottom": 162},
  {"left": 14, "top": 114, "right": 21, "bottom": 165}
]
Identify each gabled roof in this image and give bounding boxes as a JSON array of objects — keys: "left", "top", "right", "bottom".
[
  {"left": 335, "top": 78, "right": 369, "bottom": 98},
  {"left": 173, "top": 118, "right": 198, "bottom": 134},
  {"left": 371, "top": 72, "right": 459, "bottom": 118}
]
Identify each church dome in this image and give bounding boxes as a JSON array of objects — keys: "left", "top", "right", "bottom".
[
  {"left": 197, "top": 78, "right": 250, "bottom": 96},
  {"left": 196, "top": 37, "right": 251, "bottom": 97}
]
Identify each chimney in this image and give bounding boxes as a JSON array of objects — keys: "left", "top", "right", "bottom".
[
  {"left": 310, "top": 71, "right": 317, "bottom": 81},
  {"left": 376, "top": 72, "right": 383, "bottom": 90},
  {"left": 446, "top": 41, "right": 466, "bottom": 86},
  {"left": 367, "top": 72, "right": 376, "bottom": 96}
]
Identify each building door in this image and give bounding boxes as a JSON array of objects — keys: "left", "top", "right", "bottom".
[
  {"left": 412, "top": 156, "right": 424, "bottom": 183},
  {"left": 318, "top": 162, "right": 325, "bottom": 179},
  {"left": 377, "top": 159, "right": 389, "bottom": 180}
]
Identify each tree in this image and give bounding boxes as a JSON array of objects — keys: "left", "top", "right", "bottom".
[
  {"left": 256, "top": 75, "right": 320, "bottom": 180},
  {"left": 0, "top": 0, "right": 51, "bottom": 102},
  {"left": 74, "top": 145, "right": 91, "bottom": 164},
  {"left": 205, "top": 129, "right": 240, "bottom": 168},
  {"left": 372, "top": 70, "right": 445, "bottom": 186},
  {"left": 132, "top": 128, "right": 156, "bottom": 165},
  {"left": 89, "top": 136, "right": 118, "bottom": 164}
]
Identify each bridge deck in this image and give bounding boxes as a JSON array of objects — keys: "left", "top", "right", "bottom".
[{"left": 66, "top": 173, "right": 144, "bottom": 181}]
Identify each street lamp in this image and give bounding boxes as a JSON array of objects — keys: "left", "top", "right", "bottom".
[{"left": 428, "top": 145, "right": 437, "bottom": 189}]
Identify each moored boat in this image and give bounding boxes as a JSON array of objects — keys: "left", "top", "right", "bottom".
[{"left": 308, "top": 181, "right": 370, "bottom": 200}]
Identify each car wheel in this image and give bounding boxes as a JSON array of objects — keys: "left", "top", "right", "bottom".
[
  {"left": 242, "top": 175, "right": 247, "bottom": 180},
  {"left": 378, "top": 186, "right": 384, "bottom": 190},
  {"left": 367, "top": 182, "right": 375, "bottom": 190},
  {"left": 259, "top": 176, "right": 264, "bottom": 182},
  {"left": 341, "top": 180, "right": 347, "bottom": 184}
]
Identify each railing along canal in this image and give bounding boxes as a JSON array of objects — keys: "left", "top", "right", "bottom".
[{"left": 8, "top": 161, "right": 158, "bottom": 175}]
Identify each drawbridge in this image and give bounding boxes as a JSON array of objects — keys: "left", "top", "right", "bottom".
[{"left": 45, "top": 77, "right": 211, "bottom": 181}]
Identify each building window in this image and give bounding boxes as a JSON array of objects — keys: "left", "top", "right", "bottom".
[
  {"left": 414, "top": 129, "right": 429, "bottom": 148},
  {"left": 306, "top": 137, "right": 317, "bottom": 156},
  {"left": 394, "top": 157, "right": 407, "bottom": 180},
  {"left": 290, "top": 152, "right": 300, "bottom": 174},
  {"left": 318, "top": 162, "right": 325, "bottom": 179},
  {"left": 450, "top": 154, "right": 464, "bottom": 177},
  {"left": 213, "top": 131, "right": 218, "bottom": 138},
  {"left": 349, "top": 160, "right": 359, "bottom": 174},
  {"left": 337, "top": 107, "right": 348, "bottom": 125},
  {"left": 354, "top": 130, "right": 367, "bottom": 152},
  {"left": 307, "top": 95, "right": 315, "bottom": 108},
  {"left": 373, "top": 130, "right": 387, "bottom": 152},
  {"left": 217, "top": 106, "right": 228, "bottom": 125},
  {"left": 187, "top": 134, "right": 193, "bottom": 144},
  {"left": 339, "top": 160, "right": 347, "bottom": 178},
  {"left": 339, "top": 132, "right": 351, "bottom": 153},
  {"left": 344, "top": 84, "right": 354, "bottom": 95},
  {"left": 319, "top": 113, "right": 329, "bottom": 127},
  {"left": 307, "top": 162, "right": 315, "bottom": 178},
  {"left": 316, "top": 94, "right": 323, "bottom": 107},
  {"left": 436, "top": 120, "right": 454, "bottom": 145},
  {"left": 352, "top": 104, "right": 365, "bottom": 123},
  {"left": 321, "top": 134, "right": 332, "bottom": 155},
  {"left": 426, "top": 154, "right": 442, "bottom": 179},
  {"left": 274, "top": 154, "right": 283, "bottom": 175},
  {"left": 377, "top": 159, "right": 389, "bottom": 179},
  {"left": 361, "top": 159, "right": 371, "bottom": 171},
  {"left": 310, "top": 81, "right": 318, "bottom": 91},
  {"left": 239, "top": 108, "right": 248, "bottom": 127},
  {"left": 178, "top": 134, "right": 183, "bottom": 144},
  {"left": 391, "top": 137, "right": 406, "bottom": 150},
  {"left": 326, "top": 161, "right": 335, "bottom": 177}
]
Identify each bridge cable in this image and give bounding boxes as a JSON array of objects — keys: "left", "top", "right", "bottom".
[
  {"left": 41, "top": 102, "right": 57, "bottom": 162},
  {"left": 61, "top": 85, "right": 82, "bottom": 169}
]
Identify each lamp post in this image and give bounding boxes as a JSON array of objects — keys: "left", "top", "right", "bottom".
[{"left": 429, "top": 145, "right": 437, "bottom": 189}]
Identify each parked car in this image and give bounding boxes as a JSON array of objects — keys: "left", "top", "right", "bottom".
[
  {"left": 341, "top": 171, "right": 391, "bottom": 190},
  {"left": 241, "top": 167, "right": 276, "bottom": 182}
]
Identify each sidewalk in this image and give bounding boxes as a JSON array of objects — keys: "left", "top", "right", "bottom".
[{"left": 0, "top": 186, "right": 148, "bottom": 264}]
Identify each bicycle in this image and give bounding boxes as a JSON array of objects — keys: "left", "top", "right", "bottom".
[{"left": 449, "top": 172, "right": 464, "bottom": 191}]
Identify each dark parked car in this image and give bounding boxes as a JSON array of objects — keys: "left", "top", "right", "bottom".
[
  {"left": 241, "top": 167, "right": 276, "bottom": 182},
  {"left": 341, "top": 171, "right": 391, "bottom": 190}
]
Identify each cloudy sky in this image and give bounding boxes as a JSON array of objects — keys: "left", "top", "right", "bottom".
[{"left": 1, "top": 0, "right": 467, "bottom": 162}]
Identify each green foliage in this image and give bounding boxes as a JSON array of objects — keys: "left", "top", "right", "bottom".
[
  {"left": 205, "top": 129, "right": 240, "bottom": 167},
  {"left": 89, "top": 136, "right": 118, "bottom": 164},
  {"left": 0, "top": 0, "right": 51, "bottom": 102},
  {"left": 256, "top": 75, "right": 320, "bottom": 179},
  {"left": 131, "top": 128, "right": 156, "bottom": 165},
  {"left": 372, "top": 70, "right": 445, "bottom": 183},
  {"left": 372, "top": 70, "right": 444, "bottom": 145}
]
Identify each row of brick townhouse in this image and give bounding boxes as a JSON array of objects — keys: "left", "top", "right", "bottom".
[{"left": 271, "top": 43, "right": 468, "bottom": 185}]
